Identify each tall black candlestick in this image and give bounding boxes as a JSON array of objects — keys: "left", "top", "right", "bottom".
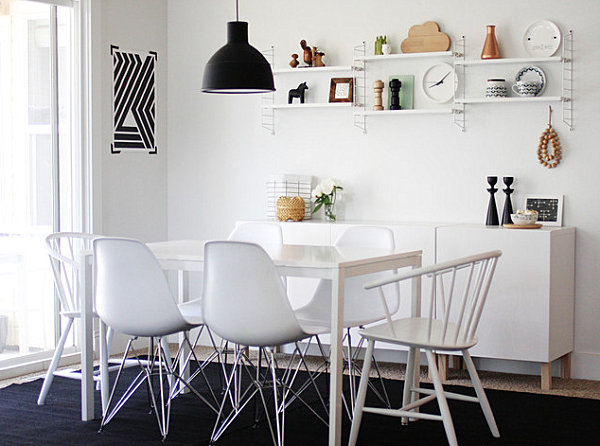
[
  {"left": 486, "top": 176, "right": 499, "bottom": 226},
  {"left": 501, "top": 176, "right": 514, "bottom": 225}
]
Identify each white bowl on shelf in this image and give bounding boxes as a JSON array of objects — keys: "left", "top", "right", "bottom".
[{"left": 511, "top": 210, "right": 538, "bottom": 225}]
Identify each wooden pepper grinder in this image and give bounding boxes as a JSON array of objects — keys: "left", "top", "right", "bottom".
[{"left": 373, "top": 80, "right": 384, "bottom": 110}]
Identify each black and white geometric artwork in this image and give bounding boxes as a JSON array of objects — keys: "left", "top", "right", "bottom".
[{"left": 111, "top": 45, "right": 157, "bottom": 154}]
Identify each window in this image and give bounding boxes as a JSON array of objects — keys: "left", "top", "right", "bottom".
[{"left": 0, "top": 0, "right": 84, "bottom": 376}]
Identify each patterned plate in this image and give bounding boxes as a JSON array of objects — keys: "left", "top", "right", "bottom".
[{"left": 515, "top": 66, "right": 546, "bottom": 96}]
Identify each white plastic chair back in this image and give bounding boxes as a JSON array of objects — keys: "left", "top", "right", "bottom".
[
  {"left": 334, "top": 226, "right": 394, "bottom": 249},
  {"left": 202, "top": 241, "right": 305, "bottom": 346},
  {"left": 366, "top": 250, "right": 501, "bottom": 348},
  {"left": 93, "top": 237, "right": 189, "bottom": 337},
  {"left": 46, "top": 232, "right": 95, "bottom": 316},
  {"left": 298, "top": 226, "right": 399, "bottom": 327},
  {"left": 228, "top": 222, "right": 283, "bottom": 247}
]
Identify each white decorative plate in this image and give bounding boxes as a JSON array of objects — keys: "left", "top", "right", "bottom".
[
  {"left": 523, "top": 20, "right": 561, "bottom": 57},
  {"left": 515, "top": 66, "right": 546, "bottom": 96}
]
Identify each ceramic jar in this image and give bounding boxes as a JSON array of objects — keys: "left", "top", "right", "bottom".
[{"left": 486, "top": 79, "right": 507, "bottom": 98}]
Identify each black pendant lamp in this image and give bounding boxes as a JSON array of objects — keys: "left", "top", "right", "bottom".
[{"left": 201, "top": 0, "right": 275, "bottom": 94}]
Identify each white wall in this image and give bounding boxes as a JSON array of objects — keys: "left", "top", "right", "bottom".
[
  {"left": 94, "top": 0, "right": 168, "bottom": 242},
  {"left": 167, "top": 0, "right": 600, "bottom": 380}
]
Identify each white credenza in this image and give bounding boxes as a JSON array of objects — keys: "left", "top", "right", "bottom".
[
  {"left": 436, "top": 224, "right": 575, "bottom": 389},
  {"left": 243, "top": 220, "right": 575, "bottom": 388}
]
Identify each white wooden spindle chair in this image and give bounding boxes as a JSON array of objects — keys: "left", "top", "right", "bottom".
[
  {"left": 38, "top": 233, "right": 112, "bottom": 409},
  {"left": 348, "top": 250, "right": 502, "bottom": 446}
]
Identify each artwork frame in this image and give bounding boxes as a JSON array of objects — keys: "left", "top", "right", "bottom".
[
  {"left": 525, "top": 195, "right": 564, "bottom": 226},
  {"left": 329, "top": 78, "right": 353, "bottom": 103},
  {"left": 111, "top": 45, "right": 157, "bottom": 155}
]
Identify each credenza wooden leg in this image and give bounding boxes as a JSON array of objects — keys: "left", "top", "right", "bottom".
[
  {"left": 561, "top": 352, "right": 572, "bottom": 379},
  {"left": 439, "top": 354, "right": 448, "bottom": 381},
  {"left": 541, "top": 362, "right": 552, "bottom": 390}
]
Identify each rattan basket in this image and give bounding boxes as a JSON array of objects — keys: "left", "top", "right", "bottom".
[{"left": 276, "top": 196, "right": 305, "bottom": 221}]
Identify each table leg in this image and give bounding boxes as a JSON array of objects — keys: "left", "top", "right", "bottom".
[
  {"left": 99, "top": 320, "right": 109, "bottom": 413},
  {"left": 79, "top": 253, "right": 95, "bottom": 421},
  {"left": 328, "top": 268, "right": 344, "bottom": 446},
  {"left": 410, "top": 265, "right": 422, "bottom": 403}
]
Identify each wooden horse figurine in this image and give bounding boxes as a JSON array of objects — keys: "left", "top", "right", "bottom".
[{"left": 288, "top": 82, "right": 309, "bottom": 104}]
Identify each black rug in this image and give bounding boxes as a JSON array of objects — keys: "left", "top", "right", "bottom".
[{"left": 1, "top": 363, "right": 599, "bottom": 446}]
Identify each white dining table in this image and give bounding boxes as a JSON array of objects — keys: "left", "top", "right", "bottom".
[{"left": 80, "top": 240, "right": 422, "bottom": 446}]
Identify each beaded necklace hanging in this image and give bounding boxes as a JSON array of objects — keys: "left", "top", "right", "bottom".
[{"left": 537, "top": 106, "right": 562, "bottom": 168}]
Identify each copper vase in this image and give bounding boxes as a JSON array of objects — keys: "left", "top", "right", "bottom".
[{"left": 481, "top": 25, "right": 501, "bottom": 59}]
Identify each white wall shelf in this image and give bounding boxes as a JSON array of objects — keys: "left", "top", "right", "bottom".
[
  {"left": 456, "top": 96, "right": 563, "bottom": 104},
  {"left": 455, "top": 56, "right": 562, "bottom": 66},
  {"left": 452, "top": 30, "right": 573, "bottom": 132},
  {"left": 356, "top": 108, "right": 452, "bottom": 116},
  {"left": 355, "top": 51, "right": 453, "bottom": 62},
  {"left": 263, "top": 103, "right": 352, "bottom": 110},
  {"left": 273, "top": 65, "right": 352, "bottom": 74},
  {"left": 352, "top": 43, "right": 455, "bottom": 134}
]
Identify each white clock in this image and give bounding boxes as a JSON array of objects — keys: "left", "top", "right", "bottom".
[{"left": 421, "top": 63, "right": 457, "bottom": 103}]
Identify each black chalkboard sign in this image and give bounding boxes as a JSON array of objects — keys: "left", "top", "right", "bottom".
[{"left": 525, "top": 196, "right": 563, "bottom": 226}]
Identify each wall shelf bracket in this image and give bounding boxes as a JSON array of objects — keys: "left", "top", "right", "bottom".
[
  {"left": 353, "top": 42, "right": 367, "bottom": 134},
  {"left": 261, "top": 46, "right": 275, "bottom": 135},
  {"left": 561, "top": 30, "right": 574, "bottom": 131}
]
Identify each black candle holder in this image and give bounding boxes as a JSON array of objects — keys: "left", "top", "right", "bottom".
[
  {"left": 501, "top": 176, "right": 514, "bottom": 225},
  {"left": 486, "top": 176, "right": 499, "bottom": 226}
]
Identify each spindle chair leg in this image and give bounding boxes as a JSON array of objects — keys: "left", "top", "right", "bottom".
[
  {"left": 425, "top": 349, "right": 458, "bottom": 446},
  {"left": 462, "top": 350, "right": 500, "bottom": 437},
  {"left": 348, "top": 340, "right": 375, "bottom": 446}
]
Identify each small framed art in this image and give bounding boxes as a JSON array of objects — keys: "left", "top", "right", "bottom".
[
  {"left": 525, "top": 195, "right": 563, "bottom": 226},
  {"left": 329, "top": 78, "right": 353, "bottom": 103}
]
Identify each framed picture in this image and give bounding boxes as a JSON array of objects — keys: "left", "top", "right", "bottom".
[
  {"left": 329, "top": 78, "right": 353, "bottom": 103},
  {"left": 525, "top": 195, "right": 564, "bottom": 226}
]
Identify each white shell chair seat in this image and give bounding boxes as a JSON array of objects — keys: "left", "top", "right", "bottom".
[
  {"left": 294, "top": 226, "right": 399, "bottom": 328},
  {"left": 202, "top": 241, "right": 329, "bottom": 445},
  {"left": 93, "top": 237, "right": 217, "bottom": 440},
  {"left": 349, "top": 250, "right": 502, "bottom": 446}
]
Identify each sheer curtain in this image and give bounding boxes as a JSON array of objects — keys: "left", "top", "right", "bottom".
[{"left": 0, "top": 0, "right": 82, "bottom": 377}]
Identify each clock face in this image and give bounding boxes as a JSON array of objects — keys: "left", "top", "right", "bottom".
[{"left": 421, "top": 63, "right": 457, "bottom": 103}]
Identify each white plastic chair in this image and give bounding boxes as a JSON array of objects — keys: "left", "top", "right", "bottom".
[
  {"left": 93, "top": 237, "right": 219, "bottom": 440},
  {"left": 294, "top": 226, "right": 399, "bottom": 413},
  {"left": 38, "top": 233, "right": 112, "bottom": 408},
  {"left": 202, "top": 241, "right": 329, "bottom": 446},
  {"left": 348, "top": 250, "right": 502, "bottom": 446},
  {"left": 228, "top": 221, "right": 283, "bottom": 246}
]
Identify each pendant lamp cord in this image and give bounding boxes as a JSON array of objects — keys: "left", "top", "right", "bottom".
[{"left": 235, "top": 0, "right": 239, "bottom": 21}]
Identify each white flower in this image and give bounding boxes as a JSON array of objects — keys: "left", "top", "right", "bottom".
[
  {"left": 312, "top": 185, "right": 323, "bottom": 201},
  {"left": 320, "top": 178, "right": 336, "bottom": 195}
]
